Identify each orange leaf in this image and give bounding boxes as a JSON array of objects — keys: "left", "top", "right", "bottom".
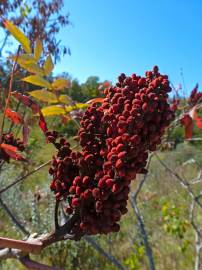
[
  {"left": 86, "top": 98, "right": 104, "bottom": 104},
  {"left": 5, "top": 108, "right": 23, "bottom": 125},
  {"left": 0, "top": 143, "right": 26, "bottom": 161}
]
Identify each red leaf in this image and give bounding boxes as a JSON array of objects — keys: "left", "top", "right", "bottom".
[
  {"left": 23, "top": 123, "right": 30, "bottom": 145},
  {"left": 12, "top": 91, "right": 48, "bottom": 135},
  {"left": 193, "top": 109, "right": 202, "bottom": 129},
  {"left": 180, "top": 114, "right": 193, "bottom": 139},
  {"left": 12, "top": 91, "right": 40, "bottom": 114},
  {"left": 39, "top": 112, "right": 48, "bottom": 133},
  {"left": 5, "top": 108, "right": 23, "bottom": 125},
  {"left": 0, "top": 143, "right": 26, "bottom": 161}
]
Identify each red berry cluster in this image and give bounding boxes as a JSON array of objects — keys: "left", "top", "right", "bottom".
[
  {"left": 49, "top": 66, "right": 175, "bottom": 236},
  {"left": 188, "top": 84, "right": 202, "bottom": 106},
  {"left": 0, "top": 133, "right": 25, "bottom": 162}
]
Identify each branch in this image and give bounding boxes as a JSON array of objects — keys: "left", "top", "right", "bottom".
[
  {"left": 0, "top": 33, "right": 9, "bottom": 57},
  {"left": 0, "top": 159, "right": 51, "bottom": 194},
  {"left": 0, "top": 196, "right": 29, "bottom": 235},
  {"left": 133, "top": 153, "right": 153, "bottom": 201},
  {"left": 130, "top": 197, "right": 156, "bottom": 270},
  {"left": 130, "top": 154, "right": 156, "bottom": 270},
  {"left": 0, "top": 45, "right": 21, "bottom": 144},
  {"left": 20, "top": 255, "right": 62, "bottom": 270},
  {"left": 0, "top": 249, "right": 62, "bottom": 270},
  {"left": 84, "top": 236, "right": 126, "bottom": 270},
  {"left": 155, "top": 153, "right": 202, "bottom": 208}
]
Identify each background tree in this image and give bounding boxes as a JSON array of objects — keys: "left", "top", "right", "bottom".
[{"left": 0, "top": 0, "right": 70, "bottom": 63}]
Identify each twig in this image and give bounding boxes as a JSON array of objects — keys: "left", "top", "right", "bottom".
[
  {"left": 130, "top": 197, "right": 156, "bottom": 270},
  {"left": 0, "top": 196, "right": 29, "bottom": 235},
  {"left": 155, "top": 153, "right": 202, "bottom": 208},
  {"left": 0, "top": 159, "right": 51, "bottom": 194},
  {"left": 0, "top": 249, "right": 62, "bottom": 270},
  {"left": 84, "top": 236, "right": 126, "bottom": 270},
  {"left": 54, "top": 200, "right": 60, "bottom": 230},
  {"left": 130, "top": 154, "right": 156, "bottom": 270},
  {"left": 133, "top": 153, "right": 153, "bottom": 201},
  {"left": 0, "top": 45, "right": 21, "bottom": 144},
  {"left": 0, "top": 32, "right": 8, "bottom": 57},
  {"left": 20, "top": 255, "right": 62, "bottom": 270}
]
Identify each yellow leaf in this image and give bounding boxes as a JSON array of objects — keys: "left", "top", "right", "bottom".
[
  {"left": 41, "top": 105, "right": 65, "bottom": 116},
  {"left": 29, "top": 90, "right": 57, "bottom": 103},
  {"left": 18, "top": 62, "right": 44, "bottom": 76},
  {"left": 4, "top": 19, "right": 31, "bottom": 53},
  {"left": 43, "top": 55, "right": 54, "bottom": 76},
  {"left": 22, "top": 75, "right": 51, "bottom": 89},
  {"left": 52, "top": 78, "right": 71, "bottom": 91},
  {"left": 65, "top": 103, "right": 88, "bottom": 112},
  {"left": 34, "top": 39, "right": 43, "bottom": 61},
  {"left": 10, "top": 54, "right": 36, "bottom": 65},
  {"left": 59, "top": 95, "right": 72, "bottom": 104},
  {"left": 75, "top": 103, "right": 89, "bottom": 109}
]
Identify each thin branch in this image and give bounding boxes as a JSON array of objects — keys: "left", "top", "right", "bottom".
[
  {"left": 0, "top": 196, "right": 29, "bottom": 235},
  {"left": 0, "top": 33, "right": 9, "bottom": 57},
  {"left": 0, "top": 212, "right": 78, "bottom": 256},
  {"left": 155, "top": 153, "right": 202, "bottom": 208},
  {"left": 84, "top": 236, "right": 126, "bottom": 270},
  {"left": 20, "top": 255, "right": 62, "bottom": 270},
  {"left": 0, "top": 249, "right": 62, "bottom": 270},
  {"left": 0, "top": 45, "right": 21, "bottom": 144},
  {"left": 54, "top": 200, "right": 59, "bottom": 230},
  {"left": 130, "top": 154, "right": 156, "bottom": 270},
  {"left": 133, "top": 153, "right": 153, "bottom": 201},
  {"left": 0, "top": 159, "right": 51, "bottom": 194},
  {"left": 130, "top": 197, "right": 156, "bottom": 270}
]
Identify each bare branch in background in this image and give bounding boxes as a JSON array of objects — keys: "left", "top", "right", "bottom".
[
  {"left": 84, "top": 236, "right": 126, "bottom": 270},
  {"left": 0, "top": 196, "right": 29, "bottom": 236},
  {"left": 130, "top": 154, "right": 156, "bottom": 270},
  {"left": 156, "top": 153, "right": 202, "bottom": 270},
  {"left": 0, "top": 159, "right": 51, "bottom": 194},
  {"left": 155, "top": 153, "right": 202, "bottom": 208}
]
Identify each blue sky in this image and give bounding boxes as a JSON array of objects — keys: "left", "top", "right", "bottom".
[{"left": 54, "top": 0, "right": 202, "bottom": 95}]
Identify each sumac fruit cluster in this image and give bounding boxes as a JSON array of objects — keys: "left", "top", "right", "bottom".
[{"left": 49, "top": 66, "right": 175, "bottom": 236}]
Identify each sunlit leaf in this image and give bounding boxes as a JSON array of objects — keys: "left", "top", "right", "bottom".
[
  {"left": 19, "top": 62, "right": 44, "bottom": 76},
  {"left": 29, "top": 90, "right": 58, "bottom": 103},
  {"left": 34, "top": 39, "right": 43, "bottom": 61},
  {"left": 10, "top": 54, "right": 36, "bottom": 65},
  {"left": 5, "top": 108, "right": 23, "bottom": 124},
  {"left": 22, "top": 75, "right": 51, "bottom": 89},
  {"left": 59, "top": 95, "right": 71, "bottom": 104},
  {"left": 3, "top": 19, "right": 31, "bottom": 53},
  {"left": 0, "top": 143, "right": 26, "bottom": 161},
  {"left": 65, "top": 103, "right": 88, "bottom": 112},
  {"left": 52, "top": 78, "right": 71, "bottom": 91},
  {"left": 43, "top": 55, "right": 54, "bottom": 76},
  {"left": 41, "top": 105, "right": 66, "bottom": 116}
]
